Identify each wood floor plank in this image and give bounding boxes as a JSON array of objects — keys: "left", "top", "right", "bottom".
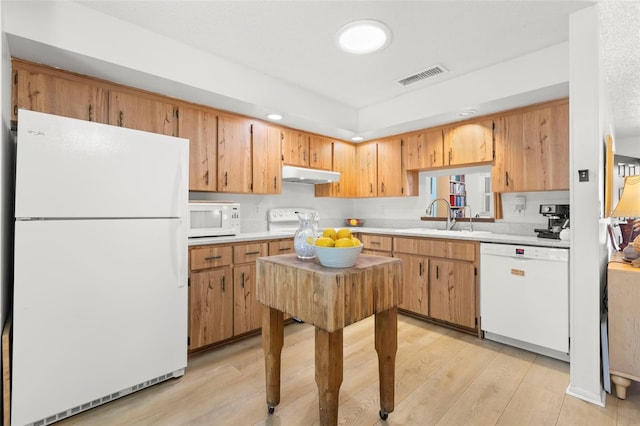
[{"left": 497, "top": 382, "right": 564, "bottom": 426}]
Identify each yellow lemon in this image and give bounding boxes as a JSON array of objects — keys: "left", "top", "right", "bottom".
[
  {"left": 315, "top": 237, "right": 335, "bottom": 247},
  {"left": 336, "top": 228, "right": 351, "bottom": 240},
  {"left": 323, "top": 228, "right": 337, "bottom": 240},
  {"left": 351, "top": 237, "right": 361, "bottom": 247},
  {"left": 334, "top": 237, "right": 354, "bottom": 248}
]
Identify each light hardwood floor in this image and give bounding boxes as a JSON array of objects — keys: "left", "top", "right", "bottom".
[{"left": 59, "top": 315, "right": 639, "bottom": 426}]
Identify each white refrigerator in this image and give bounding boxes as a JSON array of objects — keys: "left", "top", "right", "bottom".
[{"left": 11, "top": 110, "right": 189, "bottom": 426}]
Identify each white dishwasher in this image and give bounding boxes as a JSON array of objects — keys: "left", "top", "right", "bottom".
[{"left": 480, "top": 243, "right": 569, "bottom": 361}]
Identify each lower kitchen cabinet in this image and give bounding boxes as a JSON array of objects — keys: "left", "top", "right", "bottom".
[
  {"left": 394, "top": 253, "right": 428, "bottom": 315},
  {"left": 360, "top": 233, "right": 393, "bottom": 256},
  {"left": 189, "top": 266, "right": 234, "bottom": 349},
  {"left": 429, "top": 258, "right": 476, "bottom": 329},
  {"left": 232, "top": 242, "right": 268, "bottom": 335}
]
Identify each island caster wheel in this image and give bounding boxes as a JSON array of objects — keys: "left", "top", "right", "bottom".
[
  {"left": 268, "top": 405, "right": 275, "bottom": 415},
  {"left": 379, "top": 409, "right": 388, "bottom": 420}
]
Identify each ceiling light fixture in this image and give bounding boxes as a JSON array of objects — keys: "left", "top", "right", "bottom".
[
  {"left": 458, "top": 109, "right": 477, "bottom": 117},
  {"left": 336, "top": 20, "right": 391, "bottom": 54},
  {"left": 266, "top": 113, "right": 282, "bottom": 120},
  {"left": 351, "top": 136, "right": 364, "bottom": 142}
]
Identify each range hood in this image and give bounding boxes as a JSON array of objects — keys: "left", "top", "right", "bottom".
[{"left": 281, "top": 165, "right": 340, "bottom": 184}]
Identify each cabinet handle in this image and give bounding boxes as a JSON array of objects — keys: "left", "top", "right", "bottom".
[
  {"left": 205, "top": 255, "right": 222, "bottom": 261},
  {"left": 337, "top": 183, "right": 340, "bottom": 193},
  {"left": 118, "top": 110, "right": 124, "bottom": 127},
  {"left": 245, "top": 251, "right": 260, "bottom": 255},
  {"left": 221, "top": 276, "right": 225, "bottom": 291},
  {"left": 278, "top": 247, "right": 291, "bottom": 252},
  {"left": 205, "top": 170, "right": 209, "bottom": 186},
  {"left": 224, "top": 172, "right": 228, "bottom": 187},
  {"left": 419, "top": 262, "right": 423, "bottom": 276},
  {"left": 370, "top": 183, "right": 373, "bottom": 194},
  {"left": 303, "top": 151, "right": 306, "bottom": 162},
  {"left": 505, "top": 171, "right": 510, "bottom": 187},
  {"left": 436, "top": 265, "right": 439, "bottom": 279},
  {"left": 370, "top": 241, "right": 381, "bottom": 245},
  {"left": 241, "top": 272, "right": 245, "bottom": 288},
  {"left": 448, "top": 148, "right": 452, "bottom": 164},
  {"left": 13, "top": 105, "right": 17, "bottom": 116},
  {"left": 88, "top": 104, "right": 93, "bottom": 122},
  {"left": 381, "top": 182, "right": 385, "bottom": 193},
  {"left": 274, "top": 176, "right": 277, "bottom": 190},
  {"left": 314, "top": 152, "right": 317, "bottom": 163}
]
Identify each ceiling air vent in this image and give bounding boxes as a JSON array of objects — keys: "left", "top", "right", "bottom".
[{"left": 396, "top": 64, "right": 448, "bottom": 87}]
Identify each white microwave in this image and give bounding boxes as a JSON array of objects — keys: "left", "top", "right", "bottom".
[{"left": 188, "top": 202, "right": 241, "bottom": 238}]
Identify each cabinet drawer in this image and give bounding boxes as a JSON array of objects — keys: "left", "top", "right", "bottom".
[
  {"left": 190, "top": 245, "right": 232, "bottom": 271},
  {"left": 394, "top": 237, "right": 476, "bottom": 261},
  {"left": 269, "top": 239, "right": 294, "bottom": 256},
  {"left": 361, "top": 234, "right": 393, "bottom": 252},
  {"left": 234, "top": 242, "right": 268, "bottom": 264}
]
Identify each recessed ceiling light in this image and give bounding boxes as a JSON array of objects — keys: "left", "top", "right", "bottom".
[
  {"left": 351, "top": 136, "right": 364, "bottom": 142},
  {"left": 458, "top": 109, "right": 477, "bottom": 117},
  {"left": 266, "top": 113, "right": 282, "bottom": 120},
  {"left": 336, "top": 20, "right": 391, "bottom": 54}
]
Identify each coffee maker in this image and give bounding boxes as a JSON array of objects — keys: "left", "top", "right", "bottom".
[{"left": 535, "top": 204, "right": 570, "bottom": 239}]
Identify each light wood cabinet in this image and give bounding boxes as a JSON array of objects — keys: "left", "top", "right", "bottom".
[
  {"left": 492, "top": 99, "right": 569, "bottom": 192},
  {"left": 393, "top": 236, "right": 478, "bottom": 332},
  {"left": 377, "top": 137, "right": 404, "bottom": 197},
  {"left": 443, "top": 119, "right": 494, "bottom": 166},
  {"left": 233, "top": 242, "right": 267, "bottom": 335},
  {"left": 179, "top": 105, "right": 218, "bottom": 192},
  {"left": 354, "top": 142, "right": 378, "bottom": 197},
  {"left": 189, "top": 266, "right": 233, "bottom": 350},
  {"left": 315, "top": 141, "right": 356, "bottom": 197},
  {"left": 108, "top": 90, "right": 176, "bottom": 136},
  {"left": 429, "top": 258, "right": 476, "bottom": 328},
  {"left": 607, "top": 254, "right": 640, "bottom": 400},
  {"left": 360, "top": 234, "right": 393, "bottom": 256},
  {"left": 309, "top": 135, "right": 333, "bottom": 170},
  {"left": 268, "top": 239, "right": 294, "bottom": 256},
  {"left": 251, "top": 121, "right": 282, "bottom": 194},
  {"left": 394, "top": 253, "right": 429, "bottom": 315},
  {"left": 403, "top": 129, "right": 444, "bottom": 170},
  {"left": 12, "top": 62, "right": 107, "bottom": 123},
  {"left": 217, "top": 114, "right": 253, "bottom": 193},
  {"left": 281, "top": 129, "right": 310, "bottom": 167}
]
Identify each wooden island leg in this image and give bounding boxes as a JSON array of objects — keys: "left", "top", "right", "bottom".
[
  {"left": 315, "top": 327, "right": 343, "bottom": 426},
  {"left": 375, "top": 307, "right": 397, "bottom": 419},
  {"left": 262, "top": 305, "right": 284, "bottom": 413}
]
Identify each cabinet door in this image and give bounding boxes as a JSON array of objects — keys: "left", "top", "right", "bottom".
[
  {"left": 394, "top": 253, "right": 429, "bottom": 315},
  {"left": 217, "top": 114, "right": 253, "bottom": 193},
  {"left": 108, "top": 90, "right": 175, "bottom": 135},
  {"left": 316, "top": 141, "right": 356, "bottom": 197},
  {"left": 520, "top": 101, "right": 569, "bottom": 191},
  {"left": 309, "top": 135, "right": 333, "bottom": 170},
  {"left": 13, "top": 66, "right": 107, "bottom": 123},
  {"left": 492, "top": 112, "right": 524, "bottom": 192},
  {"left": 233, "top": 263, "right": 261, "bottom": 335},
  {"left": 179, "top": 106, "right": 217, "bottom": 192},
  {"left": 354, "top": 142, "right": 377, "bottom": 197},
  {"left": 429, "top": 258, "right": 476, "bottom": 329},
  {"left": 404, "top": 129, "right": 444, "bottom": 170},
  {"left": 376, "top": 137, "right": 404, "bottom": 197},
  {"left": 252, "top": 121, "right": 282, "bottom": 194},
  {"left": 282, "top": 129, "right": 309, "bottom": 167},
  {"left": 444, "top": 119, "right": 493, "bottom": 166},
  {"left": 189, "top": 266, "right": 233, "bottom": 350}
]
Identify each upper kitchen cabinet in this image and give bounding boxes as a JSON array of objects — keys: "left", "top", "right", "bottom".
[
  {"left": 12, "top": 60, "right": 107, "bottom": 123},
  {"left": 281, "top": 129, "right": 310, "bottom": 167},
  {"left": 108, "top": 90, "right": 176, "bottom": 136},
  {"left": 178, "top": 105, "right": 218, "bottom": 192},
  {"left": 217, "top": 114, "right": 253, "bottom": 193},
  {"left": 377, "top": 137, "right": 415, "bottom": 197},
  {"left": 354, "top": 142, "right": 378, "bottom": 197},
  {"left": 315, "top": 140, "right": 356, "bottom": 197},
  {"left": 443, "top": 119, "right": 494, "bottom": 167},
  {"left": 309, "top": 135, "right": 333, "bottom": 170},
  {"left": 492, "top": 98, "right": 569, "bottom": 192},
  {"left": 403, "top": 128, "right": 444, "bottom": 170},
  {"left": 251, "top": 121, "right": 282, "bottom": 194}
]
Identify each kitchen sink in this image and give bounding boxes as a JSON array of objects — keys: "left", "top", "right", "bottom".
[{"left": 395, "top": 228, "right": 492, "bottom": 237}]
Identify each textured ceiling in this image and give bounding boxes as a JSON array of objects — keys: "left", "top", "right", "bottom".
[{"left": 75, "top": 0, "right": 638, "bottom": 140}]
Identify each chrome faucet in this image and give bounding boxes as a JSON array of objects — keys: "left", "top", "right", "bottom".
[
  {"left": 426, "top": 198, "right": 456, "bottom": 230},
  {"left": 463, "top": 205, "right": 474, "bottom": 232}
]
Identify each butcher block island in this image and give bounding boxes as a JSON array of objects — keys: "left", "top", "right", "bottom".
[{"left": 256, "top": 253, "right": 402, "bottom": 425}]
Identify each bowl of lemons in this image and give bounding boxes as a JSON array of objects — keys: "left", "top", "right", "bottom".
[{"left": 314, "top": 227, "right": 363, "bottom": 268}]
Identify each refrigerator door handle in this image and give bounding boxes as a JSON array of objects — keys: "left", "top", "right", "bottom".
[{"left": 177, "top": 219, "right": 187, "bottom": 288}]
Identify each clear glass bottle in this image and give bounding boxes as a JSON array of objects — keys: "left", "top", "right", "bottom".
[{"left": 294, "top": 212, "right": 317, "bottom": 259}]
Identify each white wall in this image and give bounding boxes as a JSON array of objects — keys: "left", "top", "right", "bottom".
[
  {"left": 566, "top": 5, "right": 610, "bottom": 406},
  {"left": 616, "top": 136, "right": 640, "bottom": 158}
]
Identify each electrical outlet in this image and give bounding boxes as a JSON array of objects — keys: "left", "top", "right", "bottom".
[{"left": 578, "top": 169, "right": 589, "bottom": 182}]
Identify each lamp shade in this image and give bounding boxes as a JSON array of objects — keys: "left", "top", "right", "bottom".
[{"left": 612, "top": 176, "right": 640, "bottom": 217}]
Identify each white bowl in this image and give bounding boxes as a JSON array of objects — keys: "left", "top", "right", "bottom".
[{"left": 314, "top": 244, "right": 363, "bottom": 268}]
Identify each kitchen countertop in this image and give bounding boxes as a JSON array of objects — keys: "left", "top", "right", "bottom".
[{"left": 188, "top": 227, "right": 570, "bottom": 249}]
